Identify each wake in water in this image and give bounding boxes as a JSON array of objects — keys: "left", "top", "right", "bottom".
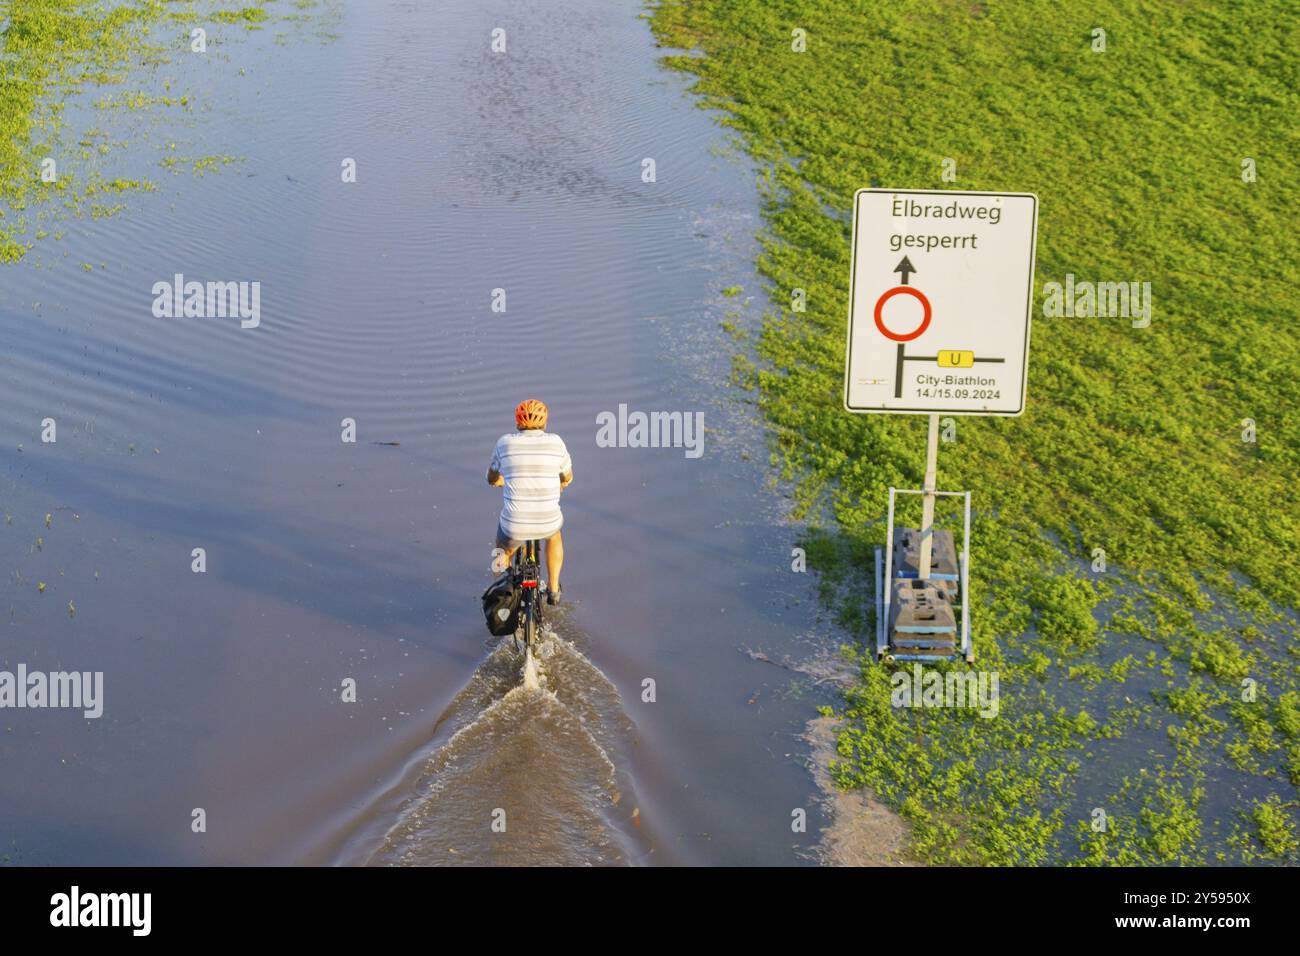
[{"left": 356, "top": 628, "right": 643, "bottom": 866}]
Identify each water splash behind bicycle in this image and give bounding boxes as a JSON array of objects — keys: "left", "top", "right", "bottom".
[{"left": 355, "top": 631, "right": 645, "bottom": 865}]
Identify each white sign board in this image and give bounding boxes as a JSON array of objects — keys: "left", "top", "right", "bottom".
[{"left": 843, "top": 189, "right": 1038, "bottom": 416}]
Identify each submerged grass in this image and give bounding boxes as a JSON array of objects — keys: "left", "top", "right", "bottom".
[
  {"left": 651, "top": 0, "right": 1300, "bottom": 863},
  {"left": 0, "top": 0, "right": 318, "bottom": 261}
]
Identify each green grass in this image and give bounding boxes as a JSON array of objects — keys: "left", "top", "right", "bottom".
[
  {"left": 211, "top": 7, "right": 267, "bottom": 24},
  {"left": 651, "top": 0, "right": 1300, "bottom": 864},
  {"left": 0, "top": 1, "right": 298, "bottom": 261}
]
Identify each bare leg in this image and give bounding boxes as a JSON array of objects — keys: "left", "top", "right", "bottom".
[{"left": 545, "top": 531, "right": 564, "bottom": 593}]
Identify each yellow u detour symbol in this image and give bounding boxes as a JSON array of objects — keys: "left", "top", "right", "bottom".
[{"left": 937, "top": 349, "right": 975, "bottom": 368}]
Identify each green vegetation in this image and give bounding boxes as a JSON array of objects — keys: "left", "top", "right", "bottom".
[
  {"left": 0, "top": 1, "right": 322, "bottom": 262},
  {"left": 652, "top": 0, "right": 1299, "bottom": 863},
  {"left": 211, "top": 6, "right": 267, "bottom": 24},
  {"left": 1252, "top": 796, "right": 1297, "bottom": 858},
  {"left": 159, "top": 152, "right": 240, "bottom": 176}
]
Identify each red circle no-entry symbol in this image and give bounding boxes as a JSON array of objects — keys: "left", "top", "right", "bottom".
[{"left": 873, "top": 286, "right": 932, "bottom": 342}]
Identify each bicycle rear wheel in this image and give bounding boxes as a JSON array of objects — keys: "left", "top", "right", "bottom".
[{"left": 524, "top": 600, "right": 539, "bottom": 649}]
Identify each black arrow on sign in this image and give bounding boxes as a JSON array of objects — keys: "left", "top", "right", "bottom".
[{"left": 893, "top": 256, "right": 917, "bottom": 286}]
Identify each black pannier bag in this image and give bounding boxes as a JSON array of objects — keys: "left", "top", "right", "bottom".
[{"left": 481, "top": 573, "right": 521, "bottom": 636}]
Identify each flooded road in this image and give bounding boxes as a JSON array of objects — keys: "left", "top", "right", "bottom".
[{"left": 1, "top": 0, "right": 834, "bottom": 865}]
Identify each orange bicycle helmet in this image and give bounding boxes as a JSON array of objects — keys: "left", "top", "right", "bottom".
[{"left": 515, "top": 399, "right": 549, "bottom": 430}]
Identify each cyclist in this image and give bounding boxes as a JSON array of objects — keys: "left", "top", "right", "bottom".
[{"left": 486, "top": 399, "right": 573, "bottom": 605}]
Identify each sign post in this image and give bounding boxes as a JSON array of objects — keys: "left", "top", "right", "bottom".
[
  {"left": 846, "top": 189, "right": 1038, "bottom": 662},
  {"left": 919, "top": 413, "right": 939, "bottom": 578}
]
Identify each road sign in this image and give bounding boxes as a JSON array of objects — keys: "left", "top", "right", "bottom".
[{"left": 843, "top": 189, "right": 1038, "bottom": 415}]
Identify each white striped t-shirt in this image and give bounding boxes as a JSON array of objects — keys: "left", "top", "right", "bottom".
[{"left": 489, "top": 429, "right": 573, "bottom": 539}]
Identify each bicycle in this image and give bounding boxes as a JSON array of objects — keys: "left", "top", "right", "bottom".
[{"left": 510, "top": 538, "right": 547, "bottom": 656}]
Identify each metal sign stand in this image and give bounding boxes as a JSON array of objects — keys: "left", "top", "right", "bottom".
[
  {"left": 875, "top": 492, "right": 973, "bottom": 663},
  {"left": 875, "top": 415, "right": 973, "bottom": 664}
]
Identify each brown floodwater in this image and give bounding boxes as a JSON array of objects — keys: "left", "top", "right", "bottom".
[{"left": 0, "top": 0, "right": 837, "bottom": 865}]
